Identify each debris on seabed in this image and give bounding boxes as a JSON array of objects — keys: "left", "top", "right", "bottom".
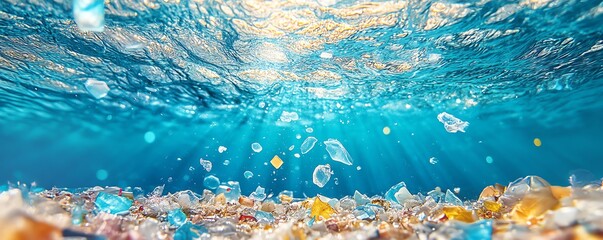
[{"left": 1, "top": 175, "right": 603, "bottom": 239}]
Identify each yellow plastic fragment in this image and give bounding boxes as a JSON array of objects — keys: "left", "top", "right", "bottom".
[
  {"left": 442, "top": 206, "right": 474, "bottom": 223},
  {"left": 510, "top": 188, "right": 558, "bottom": 224},
  {"left": 270, "top": 155, "right": 284, "bottom": 169},
  {"left": 310, "top": 196, "right": 335, "bottom": 220},
  {"left": 483, "top": 200, "right": 502, "bottom": 212},
  {"left": 550, "top": 186, "right": 571, "bottom": 200}
]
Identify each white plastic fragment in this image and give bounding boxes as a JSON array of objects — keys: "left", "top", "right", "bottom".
[
  {"left": 218, "top": 146, "right": 227, "bottom": 153},
  {"left": 437, "top": 112, "right": 469, "bottom": 133},
  {"left": 199, "top": 159, "right": 212, "bottom": 172},
  {"left": 84, "top": 79, "right": 110, "bottom": 99},
  {"left": 73, "top": 0, "right": 105, "bottom": 32},
  {"left": 324, "top": 139, "right": 353, "bottom": 165}
]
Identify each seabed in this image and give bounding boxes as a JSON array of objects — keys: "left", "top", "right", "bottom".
[{"left": 1, "top": 175, "right": 603, "bottom": 240}]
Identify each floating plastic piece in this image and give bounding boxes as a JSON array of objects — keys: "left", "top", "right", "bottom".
[
  {"left": 95, "top": 192, "right": 132, "bottom": 215},
  {"left": 279, "top": 111, "right": 299, "bottom": 122},
  {"left": 354, "top": 190, "right": 370, "bottom": 206},
  {"left": 429, "top": 157, "right": 438, "bottom": 164},
  {"left": 385, "top": 181, "right": 407, "bottom": 204},
  {"left": 270, "top": 155, "right": 284, "bottom": 169},
  {"left": 73, "top": 0, "right": 105, "bottom": 32},
  {"left": 301, "top": 137, "right": 318, "bottom": 154},
  {"left": 203, "top": 175, "right": 220, "bottom": 190},
  {"left": 251, "top": 143, "right": 262, "bottom": 153},
  {"left": 244, "top": 171, "right": 254, "bottom": 179},
  {"left": 324, "top": 139, "right": 353, "bottom": 165},
  {"left": 312, "top": 164, "right": 333, "bottom": 188},
  {"left": 216, "top": 181, "right": 241, "bottom": 203},
  {"left": 84, "top": 79, "right": 110, "bottom": 99},
  {"left": 218, "top": 146, "right": 227, "bottom": 153},
  {"left": 174, "top": 222, "right": 208, "bottom": 240},
  {"left": 255, "top": 210, "right": 275, "bottom": 224},
  {"left": 454, "top": 187, "right": 461, "bottom": 194},
  {"left": 486, "top": 156, "right": 494, "bottom": 164},
  {"left": 442, "top": 206, "right": 474, "bottom": 223},
  {"left": 250, "top": 186, "right": 266, "bottom": 201},
  {"left": 437, "top": 112, "right": 469, "bottom": 133},
  {"left": 167, "top": 208, "right": 187, "bottom": 227},
  {"left": 223, "top": 160, "right": 230, "bottom": 166},
  {"left": 199, "top": 159, "right": 212, "bottom": 172},
  {"left": 445, "top": 189, "right": 463, "bottom": 206},
  {"left": 310, "top": 196, "right": 335, "bottom": 220}
]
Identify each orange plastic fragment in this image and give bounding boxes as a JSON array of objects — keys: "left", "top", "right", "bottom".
[
  {"left": 484, "top": 200, "right": 502, "bottom": 212},
  {"left": 550, "top": 186, "right": 571, "bottom": 200},
  {"left": 310, "top": 197, "right": 335, "bottom": 220},
  {"left": 442, "top": 206, "right": 474, "bottom": 223},
  {"left": 510, "top": 188, "right": 558, "bottom": 224}
]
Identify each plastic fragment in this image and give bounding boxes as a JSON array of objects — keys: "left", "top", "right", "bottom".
[
  {"left": 73, "top": 0, "right": 105, "bottom": 32},
  {"left": 310, "top": 196, "right": 335, "bottom": 221},
  {"left": 312, "top": 164, "right": 333, "bottom": 188},
  {"left": 244, "top": 171, "right": 254, "bottom": 179},
  {"left": 255, "top": 210, "right": 275, "bottom": 224},
  {"left": 95, "top": 192, "right": 132, "bottom": 215},
  {"left": 84, "top": 79, "right": 110, "bottom": 99},
  {"left": 443, "top": 206, "right": 474, "bottom": 223},
  {"left": 174, "top": 222, "right": 208, "bottom": 240},
  {"left": 270, "top": 155, "right": 284, "bottom": 169},
  {"left": 385, "top": 181, "right": 407, "bottom": 204},
  {"left": 324, "top": 139, "right": 353, "bottom": 165},
  {"left": 167, "top": 208, "right": 187, "bottom": 227},
  {"left": 199, "top": 159, "right": 212, "bottom": 172},
  {"left": 249, "top": 186, "right": 267, "bottom": 201},
  {"left": 301, "top": 137, "right": 318, "bottom": 154},
  {"left": 437, "top": 112, "right": 469, "bottom": 133},
  {"left": 251, "top": 143, "right": 262, "bottom": 153},
  {"left": 203, "top": 175, "right": 220, "bottom": 190},
  {"left": 445, "top": 189, "right": 463, "bottom": 206},
  {"left": 216, "top": 181, "right": 241, "bottom": 203}
]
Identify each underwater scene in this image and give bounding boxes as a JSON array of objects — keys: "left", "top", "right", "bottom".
[{"left": 1, "top": 0, "right": 603, "bottom": 239}]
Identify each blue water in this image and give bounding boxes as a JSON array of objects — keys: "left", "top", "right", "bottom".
[{"left": 1, "top": 0, "right": 602, "bottom": 200}]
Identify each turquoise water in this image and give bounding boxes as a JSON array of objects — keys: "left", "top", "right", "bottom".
[{"left": 1, "top": 0, "right": 602, "bottom": 200}]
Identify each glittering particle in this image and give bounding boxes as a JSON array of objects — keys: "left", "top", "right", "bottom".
[
  {"left": 429, "top": 157, "right": 438, "bottom": 164},
  {"left": 144, "top": 131, "right": 156, "bottom": 143},
  {"left": 294, "top": 153, "right": 300, "bottom": 158},
  {"left": 223, "top": 160, "right": 230, "bottom": 166},
  {"left": 96, "top": 169, "right": 108, "bottom": 181},
  {"left": 534, "top": 138, "right": 542, "bottom": 147},
  {"left": 486, "top": 156, "right": 494, "bottom": 164},
  {"left": 218, "top": 146, "right": 227, "bottom": 153},
  {"left": 270, "top": 155, "right": 284, "bottom": 169},
  {"left": 454, "top": 187, "right": 461, "bottom": 194},
  {"left": 383, "top": 126, "right": 391, "bottom": 135},
  {"left": 357, "top": 166, "right": 362, "bottom": 171}
]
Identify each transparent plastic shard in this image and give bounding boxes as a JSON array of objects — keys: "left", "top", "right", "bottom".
[
  {"left": 73, "top": 0, "right": 105, "bottom": 32},
  {"left": 437, "top": 112, "right": 469, "bottom": 133},
  {"left": 324, "top": 139, "right": 353, "bottom": 165}
]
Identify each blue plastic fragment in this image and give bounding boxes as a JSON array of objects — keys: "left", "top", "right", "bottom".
[
  {"left": 168, "top": 208, "right": 188, "bottom": 227},
  {"left": 95, "top": 192, "right": 132, "bottom": 214},
  {"left": 461, "top": 220, "right": 493, "bottom": 240},
  {"left": 254, "top": 210, "right": 275, "bottom": 224},
  {"left": 174, "top": 222, "right": 208, "bottom": 240},
  {"left": 384, "top": 181, "right": 406, "bottom": 204}
]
